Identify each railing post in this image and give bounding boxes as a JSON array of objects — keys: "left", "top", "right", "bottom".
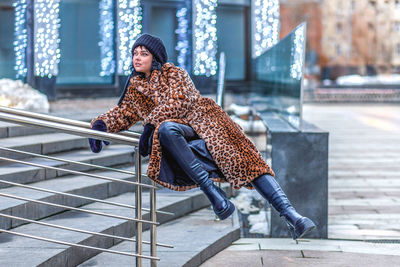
[
  {"left": 215, "top": 51, "right": 226, "bottom": 221},
  {"left": 135, "top": 150, "right": 142, "bottom": 267},
  {"left": 150, "top": 180, "right": 157, "bottom": 267}
]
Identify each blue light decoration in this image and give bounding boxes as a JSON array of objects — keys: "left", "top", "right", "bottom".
[
  {"left": 34, "top": 0, "right": 61, "bottom": 78},
  {"left": 176, "top": 4, "right": 189, "bottom": 71},
  {"left": 192, "top": 0, "right": 218, "bottom": 77},
  {"left": 117, "top": 0, "right": 142, "bottom": 75},
  {"left": 99, "top": 0, "right": 115, "bottom": 76},
  {"left": 13, "top": 0, "right": 28, "bottom": 79},
  {"left": 252, "top": 0, "right": 280, "bottom": 58},
  {"left": 290, "top": 25, "right": 305, "bottom": 80}
]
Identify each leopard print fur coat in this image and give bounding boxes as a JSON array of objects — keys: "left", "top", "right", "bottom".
[{"left": 91, "top": 62, "right": 275, "bottom": 191}]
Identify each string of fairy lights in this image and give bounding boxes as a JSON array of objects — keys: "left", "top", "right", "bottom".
[
  {"left": 13, "top": 0, "right": 27, "bottom": 79},
  {"left": 99, "top": 0, "right": 115, "bottom": 77},
  {"left": 34, "top": 0, "right": 61, "bottom": 78},
  {"left": 12, "top": 0, "right": 283, "bottom": 80},
  {"left": 116, "top": 0, "right": 142, "bottom": 75},
  {"left": 176, "top": 4, "right": 190, "bottom": 71},
  {"left": 252, "top": 0, "right": 280, "bottom": 58},
  {"left": 192, "top": 0, "right": 218, "bottom": 77},
  {"left": 290, "top": 24, "right": 305, "bottom": 80}
]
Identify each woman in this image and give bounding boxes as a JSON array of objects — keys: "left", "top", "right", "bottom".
[{"left": 89, "top": 33, "right": 316, "bottom": 240}]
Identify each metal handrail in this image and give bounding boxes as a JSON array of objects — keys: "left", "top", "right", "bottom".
[
  {"left": 0, "top": 179, "right": 169, "bottom": 216},
  {"left": 216, "top": 52, "right": 226, "bottom": 222},
  {"left": 0, "top": 106, "right": 172, "bottom": 265},
  {"left": 0, "top": 213, "right": 173, "bottom": 248},
  {"left": 0, "top": 156, "right": 156, "bottom": 189},
  {"left": 0, "top": 146, "right": 146, "bottom": 178},
  {"left": 0, "top": 228, "right": 159, "bottom": 260},
  {"left": 0, "top": 146, "right": 174, "bottom": 216},
  {"left": 0, "top": 192, "right": 159, "bottom": 225},
  {"left": 0, "top": 106, "right": 141, "bottom": 139},
  {"left": 217, "top": 51, "right": 226, "bottom": 108},
  {"left": 0, "top": 112, "right": 137, "bottom": 145}
]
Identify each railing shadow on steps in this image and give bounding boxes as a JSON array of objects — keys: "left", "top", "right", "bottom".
[{"left": 0, "top": 106, "right": 174, "bottom": 267}]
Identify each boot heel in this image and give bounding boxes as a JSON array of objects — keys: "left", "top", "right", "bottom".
[
  {"left": 216, "top": 200, "right": 235, "bottom": 220},
  {"left": 294, "top": 217, "right": 316, "bottom": 239}
]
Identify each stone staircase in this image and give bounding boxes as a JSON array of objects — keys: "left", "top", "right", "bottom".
[{"left": 0, "top": 116, "right": 239, "bottom": 266}]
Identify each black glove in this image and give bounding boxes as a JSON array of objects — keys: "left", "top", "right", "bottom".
[
  {"left": 89, "top": 120, "right": 110, "bottom": 153},
  {"left": 139, "top": 124, "right": 155, "bottom": 157}
]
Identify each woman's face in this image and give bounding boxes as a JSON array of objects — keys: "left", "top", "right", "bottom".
[{"left": 133, "top": 46, "right": 153, "bottom": 77}]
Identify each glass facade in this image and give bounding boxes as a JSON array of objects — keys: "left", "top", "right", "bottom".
[
  {"left": 251, "top": 23, "right": 306, "bottom": 130},
  {"left": 1, "top": 0, "right": 251, "bottom": 90},
  {"left": 57, "top": 0, "right": 113, "bottom": 84},
  {"left": 150, "top": 6, "right": 178, "bottom": 65},
  {"left": 0, "top": 1, "right": 17, "bottom": 79},
  {"left": 216, "top": 5, "right": 246, "bottom": 80},
  {"left": 3, "top": 0, "right": 400, "bottom": 94}
]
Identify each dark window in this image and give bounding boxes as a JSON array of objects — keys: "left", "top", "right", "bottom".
[
  {"left": 150, "top": 6, "right": 178, "bottom": 65},
  {"left": 0, "top": 1, "right": 16, "bottom": 79},
  {"left": 57, "top": 0, "right": 113, "bottom": 85},
  {"left": 336, "top": 23, "right": 342, "bottom": 34},
  {"left": 217, "top": 5, "right": 246, "bottom": 80}
]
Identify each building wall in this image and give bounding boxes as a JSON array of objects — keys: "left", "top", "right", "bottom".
[
  {"left": 280, "top": 1, "right": 323, "bottom": 77},
  {"left": 321, "top": 0, "right": 400, "bottom": 74}
]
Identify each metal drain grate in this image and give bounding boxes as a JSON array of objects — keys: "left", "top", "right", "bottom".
[{"left": 365, "top": 240, "right": 400, "bottom": 244}]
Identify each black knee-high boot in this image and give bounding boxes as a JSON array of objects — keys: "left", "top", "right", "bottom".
[
  {"left": 158, "top": 122, "right": 235, "bottom": 220},
  {"left": 251, "top": 174, "right": 316, "bottom": 239}
]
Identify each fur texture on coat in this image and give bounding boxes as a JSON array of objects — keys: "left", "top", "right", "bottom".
[{"left": 91, "top": 62, "right": 275, "bottom": 191}]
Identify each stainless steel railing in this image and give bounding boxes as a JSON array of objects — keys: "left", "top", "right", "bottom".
[
  {"left": 0, "top": 106, "right": 173, "bottom": 266},
  {"left": 215, "top": 52, "right": 226, "bottom": 221}
]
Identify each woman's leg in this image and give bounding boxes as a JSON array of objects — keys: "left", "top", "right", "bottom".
[
  {"left": 158, "top": 121, "right": 235, "bottom": 220},
  {"left": 251, "top": 174, "right": 316, "bottom": 239}
]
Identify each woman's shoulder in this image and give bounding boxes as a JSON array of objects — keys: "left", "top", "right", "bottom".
[{"left": 162, "top": 62, "right": 188, "bottom": 76}]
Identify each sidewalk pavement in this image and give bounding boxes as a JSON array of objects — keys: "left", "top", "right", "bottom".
[{"left": 200, "top": 238, "right": 400, "bottom": 267}]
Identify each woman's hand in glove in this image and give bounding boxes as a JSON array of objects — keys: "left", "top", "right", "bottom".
[
  {"left": 139, "top": 123, "right": 155, "bottom": 157},
  {"left": 89, "top": 120, "right": 110, "bottom": 153}
]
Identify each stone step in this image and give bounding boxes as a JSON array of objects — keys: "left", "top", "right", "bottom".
[
  {"left": 79, "top": 207, "right": 240, "bottom": 267},
  {"left": 0, "top": 167, "right": 143, "bottom": 230},
  {"left": 0, "top": 121, "right": 56, "bottom": 138},
  {"left": 0, "top": 132, "right": 89, "bottom": 160},
  {"left": 0, "top": 145, "right": 135, "bottom": 189},
  {"left": 0, "top": 185, "right": 237, "bottom": 267}
]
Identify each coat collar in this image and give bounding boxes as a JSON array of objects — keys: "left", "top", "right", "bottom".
[{"left": 130, "top": 63, "right": 175, "bottom": 98}]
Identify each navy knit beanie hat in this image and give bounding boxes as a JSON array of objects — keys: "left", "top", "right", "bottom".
[
  {"left": 119, "top": 34, "right": 168, "bottom": 106},
  {"left": 131, "top": 33, "right": 168, "bottom": 65}
]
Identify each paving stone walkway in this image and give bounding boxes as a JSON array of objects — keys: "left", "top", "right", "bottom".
[
  {"left": 303, "top": 103, "right": 400, "bottom": 240},
  {"left": 201, "top": 238, "right": 400, "bottom": 267}
]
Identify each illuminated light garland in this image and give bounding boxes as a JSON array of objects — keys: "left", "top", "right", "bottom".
[
  {"left": 99, "top": 0, "right": 115, "bottom": 76},
  {"left": 13, "top": 0, "right": 28, "bottom": 79},
  {"left": 34, "top": 0, "right": 61, "bottom": 78},
  {"left": 252, "top": 0, "right": 280, "bottom": 58},
  {"left": 176, "top": 5, "right": 189, "bottom": 70},
  {"left": 193, "top": 0, "right": 218, "bottom": 77},
  {"left": 290, "top": 25, "right": 305, "bottom": 80},
  {"left": 117, "top": 0, "right": 142, "bottom": 75}
]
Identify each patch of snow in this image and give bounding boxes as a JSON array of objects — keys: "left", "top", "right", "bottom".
[
  {"left": 230, "top": 115, "right": 266, "bottom": 133},
  {"left": 248, "top": 210, "right": 269, "bottom": 234},
  {"left": 0, "top": 79, "right": 49, "bottom": 113},
  {"left": 336, "top": 74, "right": 400, "bottom": 86}
]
